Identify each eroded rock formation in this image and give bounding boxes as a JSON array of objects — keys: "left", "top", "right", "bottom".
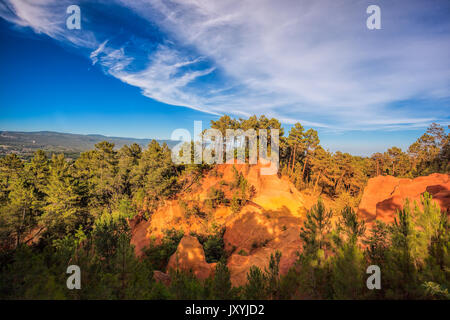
[
  {"left": 358, "top": 173, "right": 450, "bottom": 223},
  {"left": 224, "top": 209, "right": 302, "bottom": 286},
  {"left": 166, "top": 235, "right": 216, "bottom": 280},
  {"left": 131, "top": 162, "right": 307, "bottom": 286},
  {"left": 131, "top": 162, "right": 449, "bottom": 287}
]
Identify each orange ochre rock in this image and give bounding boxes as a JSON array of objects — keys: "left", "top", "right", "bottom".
[
  {"left": 224, "top": 209, "right": 302, "bottom": 286},
  {"left": 131, "top": 162, "right": 306, "bottom": 254},
  {"left": 166, "top": 235, "right": 216, "bottom": 280},
  {"left": 131, "top": 162, "right": 307, "bottom": 286},
  {"left": 358, "top": 173, "right": 450, "bottom": 224},
  {"left": 132, "top": 164, "right": 449, "bottom": 286}
]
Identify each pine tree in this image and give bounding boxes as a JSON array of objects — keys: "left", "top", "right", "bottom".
[
  {"left": 331, "top": 242, "right": 365, "bottom": 299},
  {"left": 244, "top": 266, "right": 267, "bottom": 299},
  {"left": 212, "top": 262, "right": 233, "bottom": 299},
  {"left": 309, "top": 146, "right": 332, "bottom": 193},
  {"left": 0, "top": 154, "right": 24, "bottom": 205},
  {"left": 40, "top": 154, "right": 83, "bottom": 237},
  {"left": 363, "top": 220, "right": 389, "bottom": 266},
  {"left": 300, "top": 128, "right": 320, "bottom": 183},
  {"left": 130, "top": 141, "right": 179, "bottom": 217},
  {"left": 338, "top": 206, "right": 366, "bottom": 244},
  {"left": 384, "top": 200, "right": 419, "bottom": 298},
  {"left": 287, "top": 123, "right": 304, "bottom": 176},
  {"left": 2, "top": 173, "right": 37, "bottom": 248},
  {"left": 300, "top": 198, "right": 333, "bottom": 257},
  {"left": 29, "top": 150, "right": 49, "bottom": 197},
  {"left": 116, "top": 143, "right": 142, "bottom": 198},
  {"left": 265, "top": 250, "right": 282, "bottom": 299}
]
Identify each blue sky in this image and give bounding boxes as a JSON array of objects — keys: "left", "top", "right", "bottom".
[{"left": 0, "top": 0, "right": 449, "bottom": 156}]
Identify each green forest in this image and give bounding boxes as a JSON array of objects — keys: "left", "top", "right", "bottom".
[{"left": 0, "top": 116, "right": 449, "bottom": 299}]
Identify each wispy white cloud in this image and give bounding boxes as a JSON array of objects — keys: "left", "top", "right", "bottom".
[
  {"left": 115, "top": 0, "right": 450, "bottom": 129},
  {"left": 0, "top": 0, "right": 98, "bottom": 48},
  {"left": 95, "top": 45, "right": 218, "bottom": 114},
  {"left": 1, "top": 0, "right": 449, "bottom": 130},
  {"left": 90, "top": 39, "right": 108, "bottom": 65}
]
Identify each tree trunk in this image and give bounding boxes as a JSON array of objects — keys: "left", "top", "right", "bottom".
[
  {"left": 335, "top": 171, "right": 345, "bottom": 193},
  {"left": 16, "top": 208, "right": 26, "bottom": 249},
  {"left": 313, "top": 170, "right": 322, "bottom": 193},
  {"left": 290, "top": 145, "right": 297, "bottom": 176},
  {"left": 376, "top": 160, "right": 379, "bottom": 176},
  {"left": 16, "top": 231, "right": 20, "bottom": 249},
  {"left": 302, "top": 152, "right": 308, "bottom": 182},
  {"left": 287, "top": 146, "right": 292, "bottom": 175}
]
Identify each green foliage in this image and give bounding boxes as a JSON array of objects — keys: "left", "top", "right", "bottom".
[
  {"left": 238, "top": 249, "right": 248, "bottom": 256},
  {"left": 422, "top": 281, "right": 450, "bottom": 300},
  {"left": 244, "top": 266, "right": 267, "bottom": 299},
  {"left": 330, "top": 243, "right": 365, "bottom": 299},
  {"left": 242, "top": 251, "right": 283, "bottom": 300},
  {"left": 40, "top": 154, "right": 87, "bottom": 239},
  {"left": 0, "top": 117, "right": 449, "bottom": 300},
  {"left": 408, "top": 123, "right": 449, "bottom": 176},
  {"left": 1, "top": 172, "right": 38, "bottom": 249},
  {"left": 130, "top": 140, "right": 180, "bottom": 218},
  {"left": 190, "top": 226, "right": 226, "bottom": 263},
  {"left": 363, "top": 220, "right": 390, "bottom": 266},
  {"left": 300, "top": 198, "right": 333, "bottom": 257},
  {"left": 338, "top": 205, "right": 366, "bottom": 244},
  {"left": 295, "top": 199, "right": 335, "bottom": 299},
  {"left": 92, "top": 214, "right": 130, "bottom": 264},
  {"left": 168, "top": 269, "right": 208, "bottom": 300},
  {"left": 142, "top": 228, "right": 184, "bottom": 271},
  {"left": 230, "top": 193, "right": 241, "bottom": 213},
  {"left": 181, "top": 202, "right": 206, "bottom": 219},
  {"left": 211, "top": 262, "right": 234, "bottom": 299},
  {"left": 266, "top": 251, "right": 282, "bottom": 299},
  {"left": 205, "top": 186, "right": 226, "bottom": 209}
]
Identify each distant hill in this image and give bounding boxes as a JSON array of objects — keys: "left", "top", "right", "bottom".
[{"left": 0, "top": 131, "right": 178, "bottom": 159}]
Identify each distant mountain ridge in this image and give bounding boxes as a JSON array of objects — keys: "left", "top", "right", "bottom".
[{"left": 0, "top": 130, "right": 178, "bottom": 158}]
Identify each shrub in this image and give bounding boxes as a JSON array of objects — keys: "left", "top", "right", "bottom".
[
  {"left": 238, "top": 249, "right": 248, "bottom": 256},
  {"left": 251, "top": 239, "right": 270, "bottom": 250},
  {"left": 211, "top": 262, "right": 234, "bottom": 299},
  {"left": 169, "top": 269, "right": 208, "bottom": 300},
  {"left": 191, "top": 227, "right": 226, "bottom": 263},
  {"left": 244, "top": 266, "right": 267, "bottom": 299},
  {"left": 142, "top": 228, "right": 184, "bottom": 270},
  {"left": 205, "top": 187, "right": 226, "bottom": 209},
  {"left": 180, "top": 201, "right": 206, "bottom": 219},
  {"left": 231, "top": 193, "right": 241, "bottom": 213}
]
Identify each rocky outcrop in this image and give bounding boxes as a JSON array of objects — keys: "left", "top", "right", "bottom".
[
  {"left": 131, "top": 162, "right": 306, "bottom": 256},
  {"left": 130, "top": 167, "right": 449, "bottom": 287},
  {"left": 130, "top": 162, "right": 309, "bottom": 285},
  {"left": 224, "top": 209, "right": 302, "bottom": 286},
  {"left": 130, "top": 215, "right": 152, "bottom": 254},
  {"left": 358, "top": 173, "right": 450, "bottom": 223},
  {"left": 166, "top": 235, "right": 216, "bottom": 280}
]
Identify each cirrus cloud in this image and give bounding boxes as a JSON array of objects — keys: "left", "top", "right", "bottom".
[{"left": 1, "top": 0, "right": 449, "bottom": 131}]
